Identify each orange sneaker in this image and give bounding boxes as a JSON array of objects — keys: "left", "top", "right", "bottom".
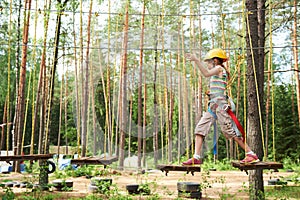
[
  {"left": 182, "top": 158, "right": 202, "bottom": 165},
  {"left": 240, "top": 154, "right": 260, "bottom": 164}
]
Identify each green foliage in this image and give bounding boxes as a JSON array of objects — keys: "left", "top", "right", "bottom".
[
  {"left": 268, "top": 83, "right": 300, "bottom": 161},
  {"left": 68, "top": 165, "right": 93, "bottom": 177},
  {"left": 265, "top": 186, "right": 300, "bottom": 200},
  {"left": 17, "top": 192, "right": 64, "bottom": 200},
  {"left": 1, "top": 187, "right": 15, "bottom": 200},
  {"left": 138, "top": 182, "right": 151, "bottom": 195}
]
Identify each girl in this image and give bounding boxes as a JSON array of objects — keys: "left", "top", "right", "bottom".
[{"left": 183, "top": 48, "right": 259, "bottom": 165}]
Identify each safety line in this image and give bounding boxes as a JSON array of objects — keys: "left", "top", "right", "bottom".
[
  {"left": 1, "top": 3, "right": 298, "bottom": 17},
  {"left": 246, "top": 11, "right": 266, "bottom": 159}
]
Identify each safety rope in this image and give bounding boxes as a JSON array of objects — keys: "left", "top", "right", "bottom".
[
  {"left": 22, "top": 68, "right": 32, "bottom": 151},
  {"left": 161, "top": 0, "right": 171, "bottom": 163},
  {"left": 246, "top": 11, "right": 266, "bottom": 159},
  {"left": 181, "top": 15, "right": 192, "bottom": 162},
  {"left": 189, "top": 0, "right": 195, "bottom": 164},
  {"left": 241, "top": 0, "right": 247, "bottom": 155},
  {"left": 6, "top": 0, "right": 13, "bottom": 153},
  {"left": 45, "top": 0, "right": 61, "bottom": 152},
  {"left": 111, "top": 13, "right": 121, "bottom": 156},
  {"left": 23, "top": 0, "right": 38, "bottom": 154},
  {"left": 107, "top": 0, "right": 112, "bottom": 156},
  {"left": 269, "top": 0, "right": 276, "bottom": 161},
  {"left": 77, "top": 0, "right": 83, "bottom": 156},
  {"left": 30, "top": 0, "right": 39, "bottom": 155}
]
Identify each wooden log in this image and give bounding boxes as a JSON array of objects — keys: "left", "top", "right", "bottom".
[
  {"left": 70, "top": 156, "right": 118, "bottom": 167},
  {"left": 0, "top": 154, "right": 54, "bottom": 162},
  {"left": 156, "top": 164, "right": 201, "bottom": 176},
  {"left": 231, "top": 161, "right": 283, "bottom": 173}
]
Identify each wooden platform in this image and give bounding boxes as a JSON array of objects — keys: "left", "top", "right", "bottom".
[
  {"left": 71, "top": 156, "right": 118, "bottom": 168},
  {"left": 231, "top": 161, "right": 283, "bottom": 174},
  {"left": 156, "top": 164, "right": 201, "bottom": 176},
  {"left": 0, "top": 154, "right": 54, "bottom": 162}
]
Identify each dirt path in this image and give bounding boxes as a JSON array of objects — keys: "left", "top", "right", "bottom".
[{"left": 0, "top": 169, "right": 294, "bottom": 199}]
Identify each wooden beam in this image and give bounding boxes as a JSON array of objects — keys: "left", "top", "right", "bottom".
[
  {"left": 156, "top": 164, "right": 201, "bottom": 176},
  {"left": 70, "top": 156, "right": 118, "bottom": 167},
  {"left": 231, "top": 161, "right": 283, "bottom": 173},
  {"left": 0, "top": 154, "right": 54, "bottom": 162}
]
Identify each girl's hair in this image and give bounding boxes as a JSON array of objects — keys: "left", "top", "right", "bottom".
[{"left": 214, "top": 57, "right": 231, "bottom": 81}]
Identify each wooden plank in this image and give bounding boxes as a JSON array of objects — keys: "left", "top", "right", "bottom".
[
  {"left": 0, "top": 154, "right": 54, "bottom": 162},
  {"left": 156, "top": 164, "right": 201, "bottom": 176},
  {"left": 231, "top": 161, "right": 283, "bottom": 171},
  {"left": 70, "top": 156, "right": 118, "bottom": 166}
]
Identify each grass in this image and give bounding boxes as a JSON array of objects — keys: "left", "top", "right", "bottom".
[{"left": 265, "top": 185, "right": 300, "bottom": 199}]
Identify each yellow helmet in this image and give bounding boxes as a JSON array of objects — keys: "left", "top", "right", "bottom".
[{"left": 204, "top": 48, "right": 228, "bottom": 61}]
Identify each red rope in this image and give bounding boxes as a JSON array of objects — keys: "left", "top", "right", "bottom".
[{"left": 227, "top": 109, "right": 245, "bottom": 142}]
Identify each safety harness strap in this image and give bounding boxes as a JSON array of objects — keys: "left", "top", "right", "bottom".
[
  {"left": 227, "top": 109, "right": 246, "bottom": 142},
  {"left": 208, "top": 107, "right": 218, "bottom": 156}
]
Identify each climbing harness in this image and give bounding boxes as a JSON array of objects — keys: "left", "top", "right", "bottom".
[{"left": 207, "top": 95, "right": 245, "bottom": 142}]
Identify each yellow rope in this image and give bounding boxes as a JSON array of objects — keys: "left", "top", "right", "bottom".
[
  {"left": 241, "top": 0, "right": 248, "bottom": 149},
  {"left": 189, "top": 0, "right": 195, "bottom": 162},
  {"left": 45, "top": 0, "right": 61, "bottom": 152},
  {"left": 78, "top": 0, "right": 83, "bottom": 156},
  {"left": 106, "top": 0, "right": 111, "bottom": 156},
  {"left": 246, "top": 11, "right": 266, "bottom": 159},
  {"left": 269, "top": 0, "right": 276, "bottom": 161},
  {"left": 30, "top": 0, "right": 39, "bottom": 155},
  {"left": 22, "top": 66, "right": 32, "bottom": 151},
  {"left": 7, "top": 0, "right": 13, "bottom": 153},
  {"left": 111, "top": 14, "right": 121, "bottom": 155}
]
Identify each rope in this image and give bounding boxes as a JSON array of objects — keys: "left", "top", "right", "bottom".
[
  {"left": 1, "top": 4, "right": 298, "bottom": 17},
  {"left": 246, "top": 11, "right": 266, "bottom": 159},
  {"left": 111, "top": 14, "right": 121, "bottom": 156},
  {"left": 181, "top": 16, "right": 190, "bottom": 162},
  {"left": 189, "top": 0, "right": 195, "bottom": 163},
  {"left": 269, "top": 0, "right": 276, "bottom": 161},
  {"left": 1, "top": 42, "right": 300, "bottom": 52},
  {"left": 107, "top": 0, "right": 112, "bottom": 156},
  {"left": 71, "top": 2, "right": 81, "bottom": 156},
  {"left": 78, "top": 0, "right": 83, "bottom": 156},
  {"left": 6, "top": 0, "right": 13, "bottom": 153},
  {"left": 241, "top": 0, "right": 247, "bottom": 150},
  {"left": 22, "top": 66, "right": 32, "bottom": 151},
  {"left": 30, "top": 0, "right": 39, "bottom": 155}
]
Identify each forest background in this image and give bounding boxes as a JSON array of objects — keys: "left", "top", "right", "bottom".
[{"left": 0, "top": 0, "right": 299, "bottom": 171}]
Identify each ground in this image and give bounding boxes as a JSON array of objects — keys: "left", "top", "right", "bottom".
[{"left": 0, "top": 167, "right": 295, "bottom": 199}]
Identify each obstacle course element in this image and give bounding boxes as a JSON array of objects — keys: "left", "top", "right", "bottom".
[
  {"left": 52, "top": 180, "right": 73, "bottom": 191},
  {"left": 156, "top": 164, "right": 201, "bottom": 176},
  {"left": 126, "top": 184, "right": 151, "bottom": 195},
  {"left": 267, "top": 178, "right": 287, "bottom": 186},
  {"left": 0, "top": 154, "right": 56, "bottom": 174},
  {"left": 0, "top": 154, "right": 54, "bottom": 162},
  {"left": 177, "top": 182, "right": 201, "bottom": 199},
  {"left": 71, "top": 156, "right": 118, "bottom": 168},
  {"left": 88, "top": 177, "right": 113, "bottom": 193},
  {"left": 231, "top": 161, "right": 283, "bottom": 174}
]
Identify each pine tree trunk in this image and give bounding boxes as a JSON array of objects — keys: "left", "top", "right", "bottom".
[
  {"left": 14, "top": 0, "right": 32, "bottom": 173},
  {"left": 72, "top": 3, "right": 81, "bottom": 156},
  {"left": 119, "top": 2, "right": 129, "bottom": 170},
  {"left": 245, "top": 0, "right": 265, "bottom": 199},
  {"left": 153, "top": 32, "right": 159, "bottom": 166},
  {"left": 81, "top": 0, "right": 93, "bottom": 157},
  {"left": 1, "top": 99, "right": 7, "bottom": 150},
  {"left": 64, "top": 72, "right": 69, "bottom": 154},
  {"left": 138, "top": 2, "right": 145, "bottom": 170},
  {"left": 142, "top": 78, "right": 147, "bottom": 168},
  {"left": 292, "top": 0, "right": 300, "bottom": 127},
  {"left": 58, "top": 76, "right": 64, "bottom": 156}
]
